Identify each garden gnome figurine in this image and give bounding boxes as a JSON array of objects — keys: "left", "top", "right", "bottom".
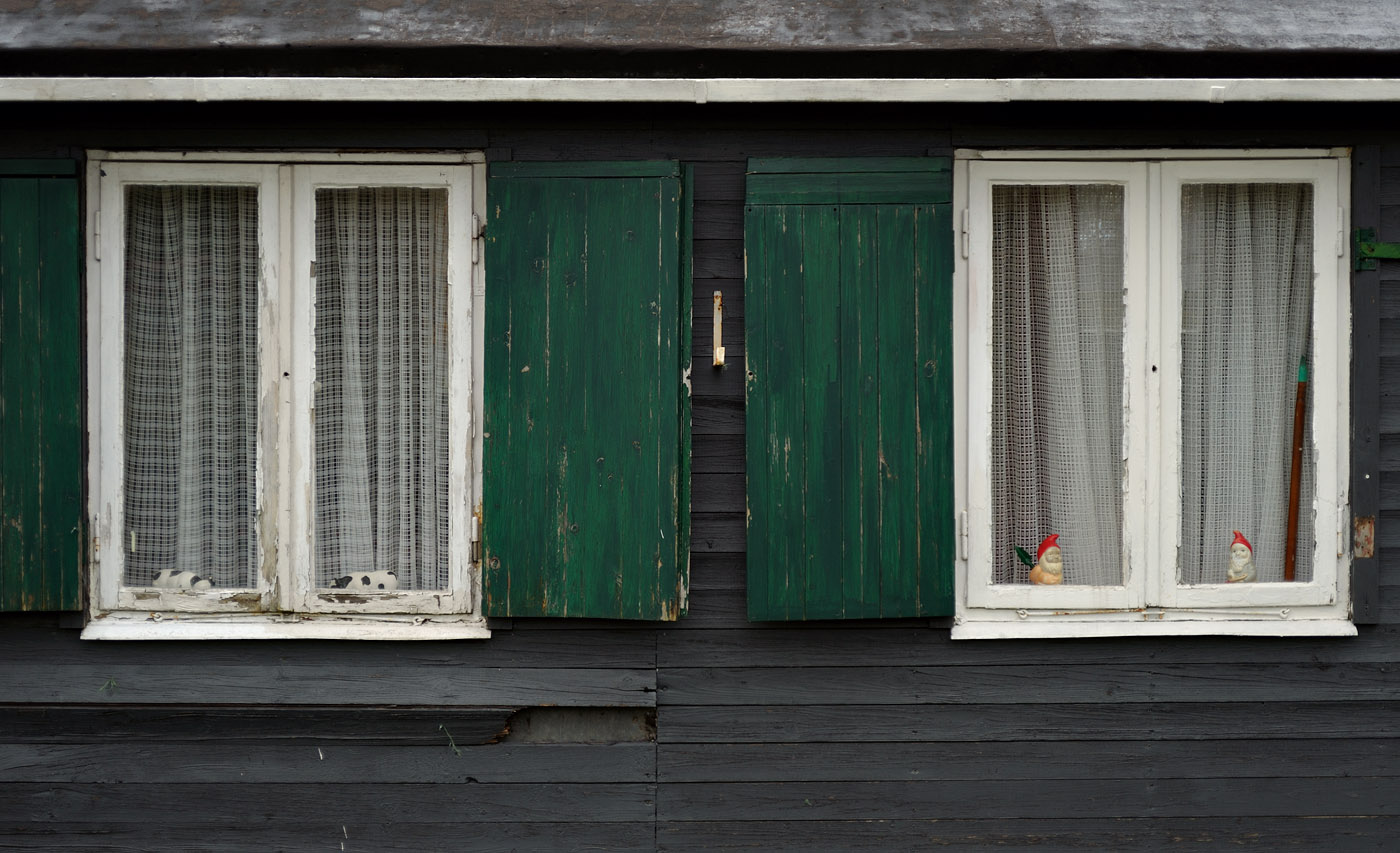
[
  {"left": 1227, "top": 530, "right": 1257, "bottom": 583},
  {"left": 1029, "top": 534, "right": 1064, "bottom": 585}
]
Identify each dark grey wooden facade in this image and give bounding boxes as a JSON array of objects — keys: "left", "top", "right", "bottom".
[{"left": 3, "top": 93, "right": 1400, "bottom": 849}]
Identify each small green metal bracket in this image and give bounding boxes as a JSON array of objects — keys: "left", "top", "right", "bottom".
[{"left": 1353, "top": 227, "right": 1400, "bottom": 271}]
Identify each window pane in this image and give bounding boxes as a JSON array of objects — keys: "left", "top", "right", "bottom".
[
  {"left": 991, "top": 185, "right": 1126, "bottom": 586},
  {"left": 122, "top": 185, "right": 260, "bottom": 589},
  {"left": 1179, "top": 182, "right": 1314, "bottom": 585},
  {"left": 313, "top": 187, "right": 451, "bottom": 592}
]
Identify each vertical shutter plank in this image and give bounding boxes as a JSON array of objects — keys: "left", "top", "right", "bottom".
[
  {"left": 37, "top": 178, "right": 82, "bottom": 612},
  {"left": 0, "top": 178, "right": 39, "bottom": 609},
  {"left": 799, "top": 204, "right": 843, "bottom": 617},
  {"left": 917, "top": 203, "right": 955, "bottom": 614},
  {"left": 768, "top": 205, "right": 807, "bottom": 619},
  {"left": 743, "top": 205, "right": 773, "bottom": 621},
  {"left": 874, "top": 205, "right": 919, "bottom": 617},
  {"left": 0, "top": 170, "right": 82, "bottom": 612},
  {"left": 484, "top": 164, "right": 687, "bottom": 620},
  {"left": 841, "top": 205, "right": 882, "bottom": 618},
  {"left": 549, "top": 178, "right": 590, "bottom": 617},
  {"left": 484, "top": 176, "right": 549, "bottom": 615}
]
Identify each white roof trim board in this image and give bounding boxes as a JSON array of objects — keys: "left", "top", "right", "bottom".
[{"left": 4, "top": 77, "right": 1400, "bottom": 103}]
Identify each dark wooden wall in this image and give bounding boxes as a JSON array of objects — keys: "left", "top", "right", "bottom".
[{"left": 2, "top": 102, "right": 1398, "bottom": 851}]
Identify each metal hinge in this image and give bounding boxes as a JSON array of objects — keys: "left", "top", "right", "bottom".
[
  {"left": 93, "top": 211, "right": 101, "bottom": 260},
  {"left": 959, "top": 209, "right": 970, "bottom": 259},
  {"left": 1352, "top": 227, "right": 1400, "bottom": 270},
  {"left": 957, "top": 510, "right": 969, "bottom": 561},
  {"left": 470, "top": 513, "right": 482, "bottom": 564},
  {"left": 472, "top": 213, "right": 483, "bottom": 264}
]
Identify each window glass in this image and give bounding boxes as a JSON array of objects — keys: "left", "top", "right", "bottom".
[
  {"left": 1178, "top": 182, "right": 1315, "bottom": 585},
  {"left": 990, "top": 184, "right": 1126, "bottom": 586},
  {"left": 313, "top": 186, "right": 452, "bottom": 592},
  {"left": 122, "top": 184, "right": 259, "bottom": 590}
]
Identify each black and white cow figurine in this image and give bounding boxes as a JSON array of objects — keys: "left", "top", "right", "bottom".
[
  {"left": 329, "top": 570, "right": 399, "bottom": 591},
  {"left": 152, "top": 569, "right": 213, "bottom": 590}
]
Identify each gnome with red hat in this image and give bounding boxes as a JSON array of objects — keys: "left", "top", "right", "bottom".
[
  {"left": 1029, "top": 534, "right": 1064, "bottom": 585},
  {"left": 1227, "top": 530, "right": 1257, "bottom": 583}
]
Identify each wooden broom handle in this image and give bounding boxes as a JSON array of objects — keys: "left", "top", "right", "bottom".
[{"left": 1284, "top": 361, "right": 1307, "bottom": 583}]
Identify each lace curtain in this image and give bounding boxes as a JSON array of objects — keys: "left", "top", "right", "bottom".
[
  {"left": 991, "top": 185, "right": 1126, "bottom": 586},
  {"left": 122, "top": 185, "right": 260, "bottom": 588},
  {"left": 312, "top": 187, "right": 451, "bottom": 591},
  {"left": 1179, "top": 183, "right": 1315, "bottom": 584}
]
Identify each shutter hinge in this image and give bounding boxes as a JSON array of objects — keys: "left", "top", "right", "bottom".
[
  {"left": 472, "top": 213, "right": 483, "bottom": 265},
  {"left": 470, "top": 512, "right": 482, "bottom": 565},
  {"left": 959, "top": 209, "right": 970, "bottom": 260},
  {"left": 1352, "top": 227, "right": 1400, "bottom": 270},
  {"left": 957, "top": 510, "right": 969, "bottom": 561},
  {"left": 93, "top": 211, "right": 101, "bottom": 260}
]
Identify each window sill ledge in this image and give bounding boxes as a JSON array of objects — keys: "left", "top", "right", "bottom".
[
  {"left": 952, "top": 617, "right": 1357, "bottom": 640},
  {"left": 81, "top": 615, "right": 491, "bottom": 641}
]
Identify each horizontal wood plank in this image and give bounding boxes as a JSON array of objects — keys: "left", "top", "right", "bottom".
[
  {"left": 0, "top": 624, "right": 656, "bottom": 669},
  {"left": 657, "top": 702, "right": 1400, "bottom": 743},
  {"left": 655, "top": 777, "right": 1400, "bottom": 821},
  {"left": 0, "top": 742, "right": 654, "bottom": 784},
  {"left": 0, "top": 705, "right": 517, "bottom": 745},
  {"left": 2, "top": 665, "right": 655, "bottom": 706},
  {"left": 692, "top": 397, "right": 744, "bottom": 435},
  {"left": 689, "top": 514, "right": 746, "bottom": 554},
  {"left": 656, "top": 817, "right": 1400, "bottom": 852},
  {"left": 2, "top": 782, "right": 655, "bottom": 824},
  {"left": 1, "top": 784, "right": 655, "bottom": 823},
  {"left": 0, "top": 823, "right": 656, "bottom": 853},
  {"left": 658, "top": 738, "right": 1399, "bottom": 782},
  {"left": 690, "top": 436, "right": 745, "bottom": 474},
  {"left": 658, "top": 663, "right": 1400, "bottom": 705},
  {"left": 657, "top": 624, "right": 1400, "bottom": 668}
]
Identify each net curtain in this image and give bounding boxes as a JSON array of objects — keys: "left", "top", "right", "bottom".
[
  {"left": 1179, "top": 183, "right": 1315, "bottom": 585},
  {"left": 313, "top": 187, "right": 451, "bottom": 591},
  {"left": 122, "top": 185, "right": 260, "bottom": 588},
  {"left": 991, "top": 185, "right": 1127, "bottom": 586}
]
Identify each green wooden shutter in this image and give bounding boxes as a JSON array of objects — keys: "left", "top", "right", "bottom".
[
  {"left": 483, "top": 161, "right": 690, "bottom": 619},
  {"left": 745, "top": 158, "right": 953, "bottom": 620},
  {"left": 0, "top": 161, "right": 82, "bottom": 611}
]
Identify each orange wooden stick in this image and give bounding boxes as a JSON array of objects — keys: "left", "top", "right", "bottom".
[{"left": 1284, "top": 358, "right": 1307, "bottom": 583}]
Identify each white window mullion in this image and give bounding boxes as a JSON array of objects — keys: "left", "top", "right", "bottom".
[
  {"left": 1120, "top": 163, "right": 1152, "bottom": 611},
  {"left": 288, "top": 165, "right": 319, "bottom": 613},
  {"left": 1154, "top": 161, "right": 1186, "bottom": 608},
  {"left": 272, "top": 164, "right": 296, "bottom": 613}
]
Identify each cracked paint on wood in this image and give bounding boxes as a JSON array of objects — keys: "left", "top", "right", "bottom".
[
  {"left": 482, "top": 161, "right": 689, "bottom": 620},
  {"left": 0, "top": 165, "right": 82, "bottom": 612},
  {"left": 744, "top": 158, "right": 952, "bottom": 620}
]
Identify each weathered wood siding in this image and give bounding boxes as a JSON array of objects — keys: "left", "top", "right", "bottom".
[{"left": 0, "top": 103, "right": 1397, "bottom": 850}]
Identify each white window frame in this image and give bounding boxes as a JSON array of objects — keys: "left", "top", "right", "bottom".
[
  {"left": 84, "top": 151, "right": 489, "bottom": 640},
  {"left": 953, "top": 148, "right": 1355, "bottom": 639}
]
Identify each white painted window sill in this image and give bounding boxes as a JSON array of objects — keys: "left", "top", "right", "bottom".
[
  {"left": 952, "top": 618, "right": 1357, "bottom": 640},
  {"left": 81, "top": 615, "right": 491, "bottom": 641}
]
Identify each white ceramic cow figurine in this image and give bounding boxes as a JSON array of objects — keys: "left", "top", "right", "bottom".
[
  {"left": 152, "top": 569, "right": 213, "bottom": 590},
  {"left": 329, "top": 570, "right": 399, "bottom": 591}
]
